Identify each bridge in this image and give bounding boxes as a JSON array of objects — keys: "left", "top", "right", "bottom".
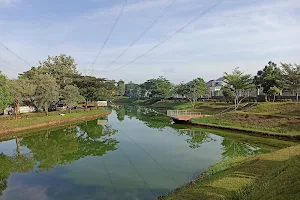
[{"left": 167, "top": 110, "right": 206, "bottom": 123}]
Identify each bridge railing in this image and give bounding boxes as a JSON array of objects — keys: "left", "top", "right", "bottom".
[{"left": 167, "top": 110, "right": 202, "bottom": 117}]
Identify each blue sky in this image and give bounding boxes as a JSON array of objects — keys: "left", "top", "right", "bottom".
[{"left": 0, "top": 0, "right": 300, "bottom": 83}]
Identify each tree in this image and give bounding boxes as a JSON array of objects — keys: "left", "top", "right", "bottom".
[
  {"left": 174, "top": 82, "right": 189, "bottom": 99},
  {"left": 73, "top": 76, "right": 117, "bottom": 110},
  {"left": 9, "top": 78, "right": 36, "bottom": 119},
  {"left": 224, "top": 68, "right": 255, "bottom": 110},
  {"left": 268, "top": 86, "right": 281, "bottom": 102},
  {"left": 20, "top": 54, "right": 78, "bottom": 88},
  {"left": 61, "top": 85, "right": 84, "bottom": 113},
  {"left": 185, "top": 78, "right": 209, "bottom": 109},
  {"left": 117, "top": 80, "right": 125, "bottom": 96},
  {"left": 281, "top": 63, "right": 300, "bottom": 101},
  {"left": 32, "top": 74, "right": 60, "bottom": 116},
  {"left": 125, "top": 81, "right": 142, "bottom": 99},
  {"left": 254, "top": 61, "right": 284, "bottom": 102},
  {"left": 221, "top": 85, "right": 234, "bottom": 103},
  {"left": 0, "top": 71, "right": 12, "bottom": 112},
  {"left": 73, "top": 76, "right": 101, "bottom": 110},
  {"left": 144, "top": 76, "right": 172, "bottom": 100}
]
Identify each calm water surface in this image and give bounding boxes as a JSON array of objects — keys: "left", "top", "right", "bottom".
[{"left": 0, "top": 106, "right": 280, "bottom": 200}]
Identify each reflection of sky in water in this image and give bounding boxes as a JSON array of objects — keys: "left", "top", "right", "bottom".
[{"left": 0, "top": 110, "right": 265, "bottom": 200}]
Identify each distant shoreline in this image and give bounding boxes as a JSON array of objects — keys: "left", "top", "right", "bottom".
[{"left": 0, "top": 111, "right": 111, "bottom": 136}]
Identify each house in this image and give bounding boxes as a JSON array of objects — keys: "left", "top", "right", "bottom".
[
  {"left": 207, "top": 77, "right": 226, "bottom": 97},
  {"left": 207, "top": 77, "right": 258, "bottom": 98}
]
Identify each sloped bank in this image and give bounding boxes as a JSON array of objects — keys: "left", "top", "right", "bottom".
[
  {"left": 0, "top": 110, "right": 111, "bottom": 136},
  {"left": 158, "top": 145, "right": 300, "bottom": 200},
  {"left": 190, "top": 112, "right": 300, "bottom": 140}
]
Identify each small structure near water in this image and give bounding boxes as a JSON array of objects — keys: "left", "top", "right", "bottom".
[{"left": 167, "top": 110, "right": 206, "bottom": 123}]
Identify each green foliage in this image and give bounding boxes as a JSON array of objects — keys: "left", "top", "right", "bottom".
[
  {"left": 281, "top": 63, "right": 300, "bottom": 100},
  {"left": 61, "top": 85, "right": 84, "bottom": 111},
  {"left": 32, "top": 74, "right": 60, "bottom": 115},
  {"left": 224, "top": 68, "right": 255, "bottom": 109},
  {"left": 144, "top": 76, "right": 173, "bottom": 100},
  {"left": 254, "top": 61, "right": 284, "bottom": 101},
  {"left": 115, "top": 106, "right": 125, "bottom": 121},
  {"left": 0, "top": 72, "right": 12, "bottom": 112},
  {"left": 73, "top": 75, "right": 117, "bottom": 103},
  {"left": 185, "top": 78, "right": 209, "bottom": 108},
  {"left": 117, "top": 80, "right": 125, "bottom": 96},
  {"left": 174, "top": 82, "right": 189, "bottom": 97},
  {"left": 17, "top": 120, "right": 118, "bottom": 171},
  {"left": 221, "top": 86, "right": 234, "bottom": 103},
  {"left": 20, "top": 54, "right": 78, "bottom": 88},
  {"left": 267, "top": 86, "right": 281, "bottom": 102},
  {"left": 0, "top": 153, "right": 12, "bottom": 195}
]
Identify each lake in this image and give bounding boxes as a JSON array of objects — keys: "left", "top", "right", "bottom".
[{"left": 0, "top": 106, "right": 291, "bottom": 200}]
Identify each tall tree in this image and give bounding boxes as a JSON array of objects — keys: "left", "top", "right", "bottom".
[
  {"left": 33, "top": 74, "right": 60, "bottom": 116},
  {"left": 174, "top": 82, "right": 189, "bottom": 99},
  {"left": 0, "top": 72, "right": 11, "bottom": 113},
  {"left": 254, "top": 61, "right": 284, "bottom": 101},
  {"left": 281, "top": 63, "right": 300, "bottom": 101},
  {"left": 73, "top": 75, "right": 117, "bottom": 109},
  {"left": 185, "top": 78, "right": 209, "bottom": 108},
  {"left": 61, "top": 85, "right": 84, "bottom": 113},
  {"left": 117, "top": 80, "right": 125, "bottom": 96},
  {"left": 9, "top": 78, "right": 36, "bottom": 119},
  {"left": 144, "top": 76, "right": 172, "bottom": 100},
  {"left": 224, "top": 68, "right": 255, "bottom": 110},
  {"left": 20, "top": 54, "right": 78, "bottom": 88}
]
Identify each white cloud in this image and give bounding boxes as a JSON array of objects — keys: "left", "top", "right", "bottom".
[{"left": 0, "top": 0, "right": 20, "bottom": 7}]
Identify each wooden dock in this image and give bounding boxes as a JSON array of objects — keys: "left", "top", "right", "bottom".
[{"left": 167, "top": 110, "right": 206, "bottom": 123}]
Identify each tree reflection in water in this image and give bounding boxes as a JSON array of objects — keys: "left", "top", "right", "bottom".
[{"left": 0, "top": 119, "right": 119, "bottom": 193}]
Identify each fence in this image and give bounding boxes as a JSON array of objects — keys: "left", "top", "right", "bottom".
[{"left": 167, "top": 110, "right": 202, "bottom": 118}]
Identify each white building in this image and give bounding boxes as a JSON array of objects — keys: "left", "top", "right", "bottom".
[
  {"left": 207, "top": 77, "right": 226, "bottom": 97},
  {"left": 3, "top": 106, "right": 36, "bottom": 115}
]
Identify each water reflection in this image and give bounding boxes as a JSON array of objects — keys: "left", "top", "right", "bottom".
[{"left": 115, "top": 105, "right": 172, "bottom": 129}]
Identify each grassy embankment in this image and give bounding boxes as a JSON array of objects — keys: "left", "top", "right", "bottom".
[
  {"left": 191, "top": 103, "right": 300, "bottom": 137},
  {"left": 161, "top": 144, "right": 300, "bottom": 200},
  {"left": 0, "top": 109, "right": 111, "bottom": 135}
]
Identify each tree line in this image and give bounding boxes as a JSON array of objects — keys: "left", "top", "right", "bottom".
[
  {"left": 0, "top": 54, "right": 118, "bottom": 118},
  {"left": 117, "top": 61, "right": 300, "bottom": 109}
]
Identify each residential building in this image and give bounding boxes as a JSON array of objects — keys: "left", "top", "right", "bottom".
[{"left": 207, "top": 77, "right": 226, "bottom": 97}]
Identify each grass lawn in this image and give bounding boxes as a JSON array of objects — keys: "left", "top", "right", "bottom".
[
  {"left": 162, "top": 144, "right": 300, "bottom": 200},
  {"left": 0, "top": 109, "right": 110, "bottom": 132},
  {"left": 150, "top": 101, "right": 234, "bottom": 115},
  {"left": 191, "top": 112, "right": 300, "bottom": 137},
  {"left": 244, "top": 102, "right": 300, "bottom": 116}
]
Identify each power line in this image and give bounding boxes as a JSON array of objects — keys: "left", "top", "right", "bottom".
[
  {"left": 89, "top": 0, "right": 127, "bottom": 68},
  {"left": 115, "top": 125, "right": 180, "bottom": 186},
  {"left": 118, "top": 145, "right": 155, "bottom": 196},
  {"left": 0, "top": 42, "right": 32, "bottom": 67},
  {"left": 106, "top": 0, "right": 177, "bottom": 68},
  {"left": 0, "top": 56, "right": 20, "bottom": 71},
  {"left": 106, "top": 0, "right": 224, "bottom": 74}
]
